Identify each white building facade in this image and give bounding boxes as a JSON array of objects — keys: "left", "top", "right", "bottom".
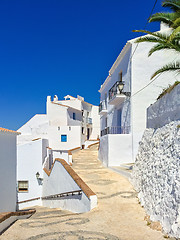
[
  {"left": 47, "top": 95, "right": 100, "bottom": 151},
  {"left": 0, "top": 127, "right": 20, "bottom": 212},
  {"left": 17, "top": 94, "right": 100, "bottom": 208},
  {"left": 98, "top": 28, "right": 178, "bottom": 166}
]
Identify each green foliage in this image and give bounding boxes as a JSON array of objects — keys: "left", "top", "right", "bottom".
[
  {"left": 157, "top": 81, "right": 180, "bottom": 100},
  {"left": 133, "top": 0, "right": 180, "bottom": 79}
]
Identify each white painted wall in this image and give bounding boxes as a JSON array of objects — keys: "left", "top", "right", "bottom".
[
  {"left": 130, "top": 36, "right": 176, "bottom": 160},
  {"left": 0, "top": 132, "right": 17, "bottom": 212},
  {"left": 99, "top": 27, "right": 178, "bottom": 166},
  {"left": 42, "top": 160, "right": 96, "bottom": 213},
  {"left": 52, "top": 150, "right": 69, "bottom": 163},
  {"left": 98, "top": 134, "right": 132, "bottom": 166},
  {"left": 17, "top": 139, "right": 48, "bottom": 209},
  {"left": 17, "top": 114, "right": 48, "bottom": 145},
  {"left": 147, "top": 83, "right": 180, "bottom": 128},
  {"left": 90, "top": 106, "right": 100, "bottom": 140},
  {"left": 67, "top": 108, "right": 82, "bottom": 126},
  {"left": 48, "top": 126, "right": 81, "bottom": 150},
  {"left": 47, "top": 96, "right": 68, "bottom": 126}
]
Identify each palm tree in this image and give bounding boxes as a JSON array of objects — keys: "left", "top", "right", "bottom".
[{"left": 133, "top": 0, "right": 180, "bottom": 79}]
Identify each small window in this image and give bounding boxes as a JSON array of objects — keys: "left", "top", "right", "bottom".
[
  {"left": 69, "top": 127, "right": 71, "bottom": 131},
  {"left": 61, "top": 135, "right": 67, "bottom": 142},
  {"left": 73, "top": 113, "right": 76, "bottom": 120},
  {"left": 82, "top": 127, "right": 84, "bottom": 134},
  {"left": 18, "top": 181, "right": 28, "bottom": 192},
  {"left": 58, "top": 127, "right": 60, "bottom": 130}
]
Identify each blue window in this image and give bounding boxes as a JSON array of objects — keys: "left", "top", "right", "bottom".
[
  {"left": 73, "top": 113, "right": 76, "bottom": 120},
  {"left": 61, "top": 135, "right": 67, "bottom": 142}
]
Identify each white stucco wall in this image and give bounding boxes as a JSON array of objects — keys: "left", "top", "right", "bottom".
[
  {"left": 17, "top": 114, "right": 48, "bottom": 145},
  {"left": 47, "top": 97, "right": 68, "bottom": 126},
  {"left": 130, "top": 37, "right": 177, "bottom": 160},
  {"left": 67, "top": 108, "right": 82, "bottom": 126},
  {"left": 42, "top": 160, "right": 95, "bottom": 213},
  {"left": 0, "top": 132, "right": 17, "bottom": 212},
  {"left": 90, "top": 106, "right": 100, "bottom": 140},
  {"left": 98, "top": 134, "right": 132, "bottom": 166},
  {"left": 17, "top": 139, "right": 48, "bottom": 209},
  {"left": 48, "top": 126, "right": 81, "bottom": 150},
  {"left": 147, "top": 83, "right": 180, "bottom": 128}
]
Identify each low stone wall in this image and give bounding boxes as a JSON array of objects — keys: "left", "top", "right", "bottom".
[{"left": 132, "top": 120, "right": 180, "bottom": 238}]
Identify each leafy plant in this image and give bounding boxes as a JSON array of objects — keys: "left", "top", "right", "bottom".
[{"left": 133, "top": 0, "right": 180, "bottom": 79}]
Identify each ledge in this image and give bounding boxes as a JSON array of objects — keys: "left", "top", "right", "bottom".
[
  {"left": 43, "top": 158, "right": 96, "bottom": 199},
  {"left": 0, "top": 209, "right": 36, "bottom": 224},
  {"left": 68, "top": 147, "right": 81, "bottom": 156}
]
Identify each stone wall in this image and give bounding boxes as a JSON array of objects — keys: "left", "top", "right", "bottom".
[{"left": 132, "top": 84, "right": 180, "bottom": 238}]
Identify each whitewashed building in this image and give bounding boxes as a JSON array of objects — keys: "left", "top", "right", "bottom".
[
  {"left": 98, "top": 26, "right": 177, "bottom": 166},
  {"left": 17, "top": 94, "right": 100, "bottom": 208},
  {"left": 47, "top": 94, "right": 100, "bottom": 151},
  {"left": 0, "top": 127, "right": 20, "bottom": 212}
]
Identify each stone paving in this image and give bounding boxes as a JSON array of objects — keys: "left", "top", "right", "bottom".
[{"left": 0, "top": 145, "right": 166, "bottom": 240}]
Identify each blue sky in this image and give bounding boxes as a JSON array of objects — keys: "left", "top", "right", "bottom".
[{"left": 0, "top": 0, "right": 164, "bottom": 130}]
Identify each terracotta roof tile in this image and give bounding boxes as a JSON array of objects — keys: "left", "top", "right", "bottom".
[{"left": 0, "top": 127, "right": 20, "bottom": 135}]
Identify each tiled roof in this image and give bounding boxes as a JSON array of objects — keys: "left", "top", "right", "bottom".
[{"left": 0, "top": 127, "right": 20, "bottom": 135}]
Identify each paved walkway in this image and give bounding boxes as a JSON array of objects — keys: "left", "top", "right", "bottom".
[{"left": 1, "top": 145, "right": 165, "bottom": 240}]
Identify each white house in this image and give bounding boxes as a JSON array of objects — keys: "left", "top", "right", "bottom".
[
  {"left": 0, "top": 127, "right": 20, "bottom": 212},
  {"left": 17, "top": 94, "right": 100, "bottom": 208},
  {"left": 47, "top": 94, "right": 100, "bottom": 151},
  {"left": 98, "top": 26, "right": 178, "bottom": 167}
]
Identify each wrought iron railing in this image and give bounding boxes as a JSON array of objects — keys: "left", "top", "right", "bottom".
[
  {"left": 109, "top": 81, "right": 121, "bottom": 101},
  {"left": 42, "top": 190, "right": 82, "bottom": 200},
  {"left": 99, "top": 100, "right": 107, "bottom": 113},
  {"left": 101, "top": 126, "right": 130, "bottom": 136}
]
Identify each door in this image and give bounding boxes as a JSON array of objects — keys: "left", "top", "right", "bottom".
[
  {"left": 117, "top": 109, "right": 122, "bottom": 133},
  {"left": 87, "top": 128, "right": 90, "bottom": 140}
]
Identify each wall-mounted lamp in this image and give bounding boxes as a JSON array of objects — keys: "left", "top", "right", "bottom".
[
  {"left": 36, "top": 172, "right": 40, "bottom": 179},
  {"left": 36, "top": 172, "right": 43, "bottom": 185},
  {"left": 117, "top": 81, "right": 124, "bottom": 93}
]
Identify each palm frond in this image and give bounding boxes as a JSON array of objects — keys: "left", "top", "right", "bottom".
[
  {"left": 133, "top": 30, "right": 170, "bottom": 41},
  {"left": 151, "top": 61, "right": 180, "bottom": 79},
  {"left": 135, "top": 36, "right": 168, "bottom": 44},
  {"left": 149, "top": 12, "right": 175, "bottom": 26},
  {"left": 148, "top": 43, "right": 175, "bottom": 56},
  {"left": 172, "top": 16, "right": 180, "bottom": 27},
  {"left": 169, "top": 26, "right": 180, "bottom": 41},
  {"left": 162, "top": 0, "right": 180, "bottom": 11}
]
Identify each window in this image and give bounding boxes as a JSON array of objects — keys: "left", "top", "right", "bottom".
[
  {"left": 73, "top": 113, "right": 76, "bottom": 120},
  {"left": 82, "top": 127, "right": 84, "bottom": 134},
  {"left": 61, "top": 135, "right": 67, "bottom": 142},
  {"left": 18, "top": 181, "right": 28, "bottom": 192},
  {"left": 58, "top": 127, "right": 60, "bottom": 130},
  {"left": 69, "top": 127, "right": 71, "bottom": 131}
]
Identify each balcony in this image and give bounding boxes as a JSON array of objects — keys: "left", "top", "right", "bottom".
[
  {"left": 109, "top": 81, "right": 126, "bottom": 105},
  {"left": 99, "top": 100, "right": 107, "bottom": 115},
  {"left": 101, "top": 126, "right": 130, "bottom": 137},
  {"left": 86, "top": 117, "right": 92, "bottom": 124}
]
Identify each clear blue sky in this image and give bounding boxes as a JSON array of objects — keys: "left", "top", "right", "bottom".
[{"left": 0, "top": 0, "right": 164, "bottom": 130}]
